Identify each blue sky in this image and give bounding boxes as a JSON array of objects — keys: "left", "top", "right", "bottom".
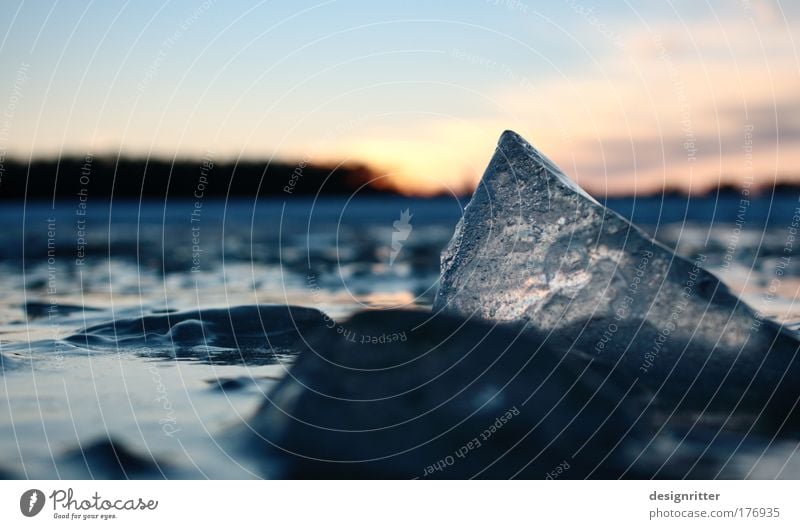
[{"left": 1, "top": 0, "right": 799, "bottom": 194}]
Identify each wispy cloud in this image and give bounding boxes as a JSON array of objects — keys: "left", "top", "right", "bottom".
[{"left": 334, "top": 4, "right": 800, "bottom": 195}]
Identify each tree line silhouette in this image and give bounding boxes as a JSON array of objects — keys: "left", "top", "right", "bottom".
[{"left": 0, "top": 156, "right": 386, "bottom": 199}]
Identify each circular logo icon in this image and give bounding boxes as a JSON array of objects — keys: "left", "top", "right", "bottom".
[{"left": 20, "top": 489, "right": 45, "bottom": 517}]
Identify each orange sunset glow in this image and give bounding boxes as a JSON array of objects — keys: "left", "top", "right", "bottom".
[
  {"left": 3, "top": 1, "right": 799, "bottom": 197},
  {"left": 312, "top": 17, "right": 800, "bottom": 197}
]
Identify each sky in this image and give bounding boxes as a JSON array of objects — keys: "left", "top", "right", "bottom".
[{"left": 1, "top": 0, "right": 799, "bottom": 196}]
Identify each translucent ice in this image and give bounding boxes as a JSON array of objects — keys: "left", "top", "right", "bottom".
[{"left": 435, "top": 131, "right": 800, "bottom": 420}]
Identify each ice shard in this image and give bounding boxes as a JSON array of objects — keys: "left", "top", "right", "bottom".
[
  {"left": 435, "top": 131, "right": 800, "bottom": 420},
  {"left": 249, "top": 310, "right": 698, "bottom": 478}
]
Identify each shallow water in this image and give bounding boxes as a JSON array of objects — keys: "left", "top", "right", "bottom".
[{"left": 2, "top": 195, "right": 800, "bottom": 478}]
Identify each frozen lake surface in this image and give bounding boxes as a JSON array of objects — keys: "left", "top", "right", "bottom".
[{"left": 2, "top": 195, "right": 800, "bottom": 478}]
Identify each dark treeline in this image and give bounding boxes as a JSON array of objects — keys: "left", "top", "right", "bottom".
[
  {"left": 657, "top": 183, "right": 800, "bottom": 198},
  {"left": 3, "top": 156, "right": 800, "bottom": 200},
  {"left": 0, "top": 156, "right": 388, "bottom": 200}
]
